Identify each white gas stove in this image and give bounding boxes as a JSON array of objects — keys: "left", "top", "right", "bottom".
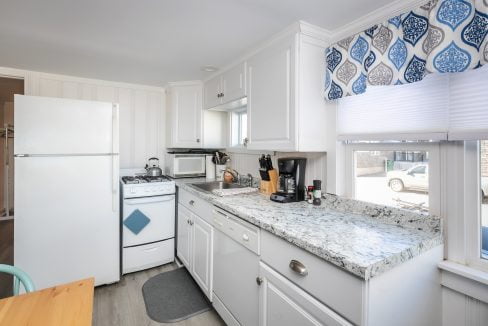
[{"left": 120, "top": 171, "right": 176, "bottom": 274}]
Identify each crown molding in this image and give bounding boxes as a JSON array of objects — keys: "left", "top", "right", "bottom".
[
  {"left": 329, "top": 0, "right": 430, "bottom": 43},
  {"left": 166, "top": 80, "right": 203, "bottom": 87},
  {"left": 203, "top": 20, "right": 332, "bottom": 82}
]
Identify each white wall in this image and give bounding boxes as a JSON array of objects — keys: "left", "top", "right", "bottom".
[
  {"left": 0, "top": 67, "right": 165, "bottom": 169},
  {"left": 228, "top": 151, "right": 327, "bottom": 190}
]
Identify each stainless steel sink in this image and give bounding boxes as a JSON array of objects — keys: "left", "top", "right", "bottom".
[{"left": 191, "top": 181, "right": 246, "bottom": 192}]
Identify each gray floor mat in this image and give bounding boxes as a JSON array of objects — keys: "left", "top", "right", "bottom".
[{"left": 142, "top": 267, "right": 212, "bottom": 323}]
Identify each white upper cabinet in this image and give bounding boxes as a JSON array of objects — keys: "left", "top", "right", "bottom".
[
  {"left": 203, "top": 62, "right": 246, "bottom": 110},
  {"left": 166, "top": 81, "right": 203, "bottom": 148},
  {"left": 247, "top": 34, "right": 296, "bottom": 151},
  {"left": 167, "top": 81, "right": 227, "bottom": 149},
  {"left": 221, "top": 62, "right": 246, "bottom": 104},
  {"left": 246, "top": 22, "right": 329, "bottom": 152},
  {"left": 203, "top": 75, "right": 222, "bottom": 110}
]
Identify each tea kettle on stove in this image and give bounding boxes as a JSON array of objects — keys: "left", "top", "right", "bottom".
[{"left": 145, "top": 157, "right": 163, "bottom": 177}]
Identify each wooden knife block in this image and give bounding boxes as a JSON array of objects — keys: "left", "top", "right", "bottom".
[{"left": 260, "top": 169, "right": 278, "bottom": 195}]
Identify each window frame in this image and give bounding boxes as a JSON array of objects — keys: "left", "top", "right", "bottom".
[
  {"left": 344, "top": 142, "right": 441, "bottom": 216},
  {"left": 464, "top": 141, "right": 488, "bottom": 272},
  {"left": 229, "top": 109, "right": 248, "bottom": 148}
]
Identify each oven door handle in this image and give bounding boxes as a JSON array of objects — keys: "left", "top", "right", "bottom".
[{"left": 124, "top": 195, "right": 175, "bottom": 205}]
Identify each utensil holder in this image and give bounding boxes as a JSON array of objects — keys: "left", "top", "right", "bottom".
[
  {"left": 216, "top": 164, "right": 226, "bottom": 181},
  {"left": 260, "top": 169, "right": 278, "bottom": 195}
]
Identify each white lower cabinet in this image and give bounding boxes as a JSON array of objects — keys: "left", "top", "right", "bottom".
[
  {"left": 191, "top": 215, "right": 213, "bottom": 298},
  {"left": 258, "top": 262, "right": 352, "bottom": 326},
  {"left": 176, "top": 202, "right": 213, "bottom": 300},
  {"left": 176, "top": 204, "right": 192, "bottom": 268}
]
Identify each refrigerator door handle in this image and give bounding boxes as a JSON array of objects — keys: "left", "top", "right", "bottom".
[
  {"left": 112, "top": 104, "right": 120, "bottom": 212},
  {"left": 112, "top": 155, "right": 118, "bottom": 212},
  {"left": 112, "top": 104, "right": 119, "bottom": 154}
]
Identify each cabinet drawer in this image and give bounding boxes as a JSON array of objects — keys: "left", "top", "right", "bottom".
[
  {"left": 213, "top": 207, "right": 260, "bottom": 255},
  {"left": 178, "top": 187, "right": 214, "bottom": 224},
  {"left": 259, "top": 262, "right": 352, "bottom": 326},
  {"left": 261, "top": 231, "right": 363, "bottom": 325},
  {"left": 123, "top": 239, "right": 174, "bottom": 274}
]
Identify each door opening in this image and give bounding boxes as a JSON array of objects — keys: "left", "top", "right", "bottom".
[{"left": 0, "top": 76, "right": 23, "bottom": 298}]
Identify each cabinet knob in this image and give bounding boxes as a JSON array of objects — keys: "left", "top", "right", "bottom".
[
  {"left": 196, "top": 138, "right": 200, "bottom": 143},
  {"left": 190, "top": 220, "right": 194, "bottom": 226},
  {"left": 289, "top": 260, "right": 308, "bottom": 276},
  {"left": 256, "top": 277, "right": 263, "bottom": 286},
  {"left": 189, "top": 200, "right": 195, "bottom": 206},
  {"left": 242, "top": 234, "right": 249, "bottom": 242}
]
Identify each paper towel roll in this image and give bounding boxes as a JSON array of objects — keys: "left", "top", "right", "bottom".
[{"left": 206, "top": 155, "right": 216, "bottom": 180}]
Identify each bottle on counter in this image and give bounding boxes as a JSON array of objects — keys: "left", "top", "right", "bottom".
[
  {"left": 307, "top": 186, "right": 314, "bottom": 204},
  {"left": 313, "top": 180, "right": 322, "bottom": 206}
]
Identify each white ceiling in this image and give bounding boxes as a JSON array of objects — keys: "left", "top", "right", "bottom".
[{"left": 0, "top": 0, "right": 395, "bottom": 86}]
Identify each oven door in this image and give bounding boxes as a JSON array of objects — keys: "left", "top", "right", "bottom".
[
  {"left": 122, "top": 195, "right": 175, "bottom": 247},
  {"left": 173, "top": 155, "right": 206, "bottom": 177}
]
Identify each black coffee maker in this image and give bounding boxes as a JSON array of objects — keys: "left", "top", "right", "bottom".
[{"left": 270, "top": 157, "right": 307, "bottom": 203}]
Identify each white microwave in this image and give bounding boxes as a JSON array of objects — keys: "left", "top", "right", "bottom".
[{"left": 164, "top": 153, "right": 206, "bottom": 178}]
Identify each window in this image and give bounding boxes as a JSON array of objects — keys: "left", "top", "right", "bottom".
[
  {"left": 480, "top": 141, "right": 488, "bottom": 260},
  {"left": 345, "top": 143, "right": 439, "bottom": 215},
  {"left": 354, "top": 150, "right": 429, "bottom": 213},
  {"left": 230, "top": 110, "right": 247, "bottom": 147},
  {"left": 463, "top": 140, "right": 488, "bottom": 271}
]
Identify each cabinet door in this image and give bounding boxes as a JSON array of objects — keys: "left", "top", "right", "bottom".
[
  {"left": 203, "top": 75, "right": 222, "bottom": 110},
  {"left": 169, "top": 84, "right": 202, "bottom": 148},
  {"left": 222, "top": 62, "right": 246, "bottom": 103},
  {"left": 259, "top": 263, "right": 352, "bottom": 326},
  {"left": 247, "top": 34, "right": 296, "bottom": 151},
  {"left": 177, "top": 204, "right": 192, "bottom": 268},
  {"left": 191, "top": 214, "right": 213, "bottom": 300}
]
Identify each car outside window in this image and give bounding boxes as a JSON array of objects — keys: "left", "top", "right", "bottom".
[{"left": 353, "top": 150, "right": 429, "bottom": 213}]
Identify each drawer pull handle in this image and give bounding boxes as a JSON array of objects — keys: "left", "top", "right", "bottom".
[
  {"left": 189, "top": 200, "right": 195, "bottom": 206},
  {"left": 289, "top": 260, "right": 308, "bottom": 276},
  {"left": 242, "top": 234, "right": 249, "bottom": 242},
  {"left": 213, "top": 218, "right": 223, "bottom": 227}
]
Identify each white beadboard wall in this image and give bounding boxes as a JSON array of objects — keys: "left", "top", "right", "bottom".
[
  {"left": 443, "top": 287, "right": 488, "bottom": 326},
  {"left": 227, "top": 151, "right": 327, "bottom": 189},
  {"left": 0, "top": 67, "right": 165, "bottom": 169}
]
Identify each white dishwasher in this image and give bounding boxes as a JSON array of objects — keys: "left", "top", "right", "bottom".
[{"left": 213, "top": 207, "right": 260, "bottom": 326}]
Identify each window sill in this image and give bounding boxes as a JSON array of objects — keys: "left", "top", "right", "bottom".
[{"left": 438, "top": 260, "right": 488, "bottom": 303}]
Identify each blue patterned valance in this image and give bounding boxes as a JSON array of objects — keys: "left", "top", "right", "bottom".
[{"left": 325, "top": 0, "right": 488, "bottom": 100}]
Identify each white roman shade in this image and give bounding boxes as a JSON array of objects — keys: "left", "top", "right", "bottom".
[
  {"left": 448, "top": 67, "right": 488, "bottom": 140},
  {"left": 337, "top": 65, "right": 488, "bottom": 141}
]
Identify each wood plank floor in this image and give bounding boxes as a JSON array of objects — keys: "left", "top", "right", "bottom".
[
  {"left": 93, "top": 263, "right": 225, "bottom": 326},
  {"left": 0, "top": 220, "right": 13, "bottom": 299}
]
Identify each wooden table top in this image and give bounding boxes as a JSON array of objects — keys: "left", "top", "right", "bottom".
[{"left": 0, "top": 278, "right": 94, "bottom": 326}]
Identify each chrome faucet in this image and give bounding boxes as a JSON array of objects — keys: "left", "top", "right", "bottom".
[{"left": 246, "top": 173, "right": 254, "bottom": 187}]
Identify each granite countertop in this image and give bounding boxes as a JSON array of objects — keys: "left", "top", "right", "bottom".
[{"left": 174, "top": 178, "right": 443, "bottom": 280}]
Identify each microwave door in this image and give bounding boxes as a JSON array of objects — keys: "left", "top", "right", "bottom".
[{"left": 174, "top": 156, "right": 205, "bottom": 176}]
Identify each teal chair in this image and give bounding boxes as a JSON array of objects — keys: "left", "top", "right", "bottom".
[{"left": 0, "top": 264, "right": 35, "bottom": 295}]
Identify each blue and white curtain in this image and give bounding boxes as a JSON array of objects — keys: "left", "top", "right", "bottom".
[{"left": 325, "top": 0, "right": 488, "bottom": 100}]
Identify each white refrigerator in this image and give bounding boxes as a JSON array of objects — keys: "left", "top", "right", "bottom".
[{"left": 14, "top": 95, "right": 120, "bottom": 290}]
